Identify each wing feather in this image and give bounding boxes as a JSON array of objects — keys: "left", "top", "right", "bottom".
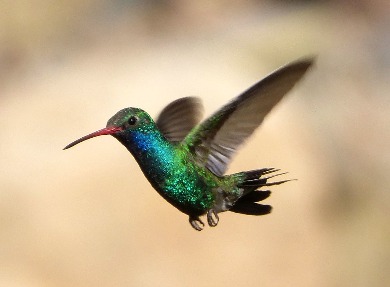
[
  {"left": 182, "top": 57, "right": 314, "bottom": 176},
  {"left": 156, "top": 97, "right": 204, "bottom": 143}
]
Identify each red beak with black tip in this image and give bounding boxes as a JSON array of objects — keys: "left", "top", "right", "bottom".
[{"left": 63, "top": 126, "right": 123, "bottom": 150}]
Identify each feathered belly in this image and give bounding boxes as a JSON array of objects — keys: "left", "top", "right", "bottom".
[{"left": 158, "top": 173, "right": 216, "bottom": 215}]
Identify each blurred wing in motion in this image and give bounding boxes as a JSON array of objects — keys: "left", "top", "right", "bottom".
[
  {"left": 156, "top": 97, "right": 204, "bottom": 143},
  {"left": 183, "top": 57, "right": 314, "bottom": 176}
]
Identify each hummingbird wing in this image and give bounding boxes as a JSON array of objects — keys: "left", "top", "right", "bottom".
[
  {"left": 156, "top": 97, "right": 204, "bottom": 143},
  {"left": 182, "top": 58, "right": 314, "bottom": 176}
]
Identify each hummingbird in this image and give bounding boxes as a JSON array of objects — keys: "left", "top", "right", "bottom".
[{"left": 64, "top": 57, "right": 314, "bottom": 231}]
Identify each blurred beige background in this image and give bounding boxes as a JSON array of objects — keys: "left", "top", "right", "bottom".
[{"left": 1, "top": 1, "right": 389, "bottom": 286}]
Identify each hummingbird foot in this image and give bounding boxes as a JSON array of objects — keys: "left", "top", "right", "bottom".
[
  {"left": 189, "top": 216, "right": 204, "bottom": 231},
  {"left": 207, "top": 209, "right": 219, "bottom": 227}
]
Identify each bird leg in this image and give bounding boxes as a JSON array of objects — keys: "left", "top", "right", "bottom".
[
  {"left": 207, "top": 209, "right": 219, "bottom": 227},
  {"left": 189, "top": 216, "right": 204, "bottom": 231}
]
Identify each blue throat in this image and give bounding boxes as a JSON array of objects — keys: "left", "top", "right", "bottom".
[{"left": 115, "top": 129, "right": 177, "bottom": 186}]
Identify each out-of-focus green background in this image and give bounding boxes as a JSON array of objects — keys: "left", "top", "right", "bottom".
[{"left": 1, "top": 1, "right": 389, "bottom": 286}]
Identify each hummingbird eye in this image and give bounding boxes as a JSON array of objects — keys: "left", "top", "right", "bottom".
[{"left": 127, "top": 116, "right": 138, "bottom": 126}]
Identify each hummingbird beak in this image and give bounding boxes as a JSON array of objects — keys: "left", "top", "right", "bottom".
[{"left": 63, "top": 126, "right": 123, "bottom": 150}]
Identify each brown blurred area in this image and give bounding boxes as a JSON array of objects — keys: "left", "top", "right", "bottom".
[{"left": 1, "top": 1, "right": 389, "bottom": 286}]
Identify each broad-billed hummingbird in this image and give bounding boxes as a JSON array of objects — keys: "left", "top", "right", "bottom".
[{"left": 64, "top": 57, "right": 314, "bottom": 231}]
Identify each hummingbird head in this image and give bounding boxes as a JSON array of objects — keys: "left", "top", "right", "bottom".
[{"left": 63, "top": 108, "right": 154, "bottom": 150}]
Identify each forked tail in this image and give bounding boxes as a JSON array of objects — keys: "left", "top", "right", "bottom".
[{"left": 229, "top": 168, "right": 291, "bottom": 215}]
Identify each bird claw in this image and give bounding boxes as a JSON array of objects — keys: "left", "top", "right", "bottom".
[
  {"left": 189, "top": 210, "right": 219, "bottom": 230},
  {"left": 189, "top": 216, "right": 204, "bottom": 231},
  {"left": 207, "top": 209, "right": 219, "bottom": 227}
]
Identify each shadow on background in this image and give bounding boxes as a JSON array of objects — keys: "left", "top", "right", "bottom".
[{"left": 1, "top": 1, "right": 389, "bottom": 286}]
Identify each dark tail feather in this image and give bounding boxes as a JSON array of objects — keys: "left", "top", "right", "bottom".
[
  {"left": 237, "top": 168, "right": 292, "bottom": 189},
  {"left": 239, "top": 190, "right": 271, "bottom": 203},
  {"left": 229, "top": 168, "right": 292, "bottom": 216},
  {"left": 230, "top": 190, "right": 272, "bottom": 215},
  {"left": 230, "top": 202, "right": 272, "bottom": 216}
]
